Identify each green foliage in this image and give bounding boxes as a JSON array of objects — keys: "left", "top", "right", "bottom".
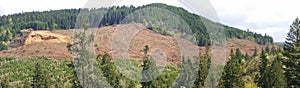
[
  {"left": 72, "top": 28, "right": 109, "bottom": 87},
  {"left": 258, "top": 49, "right": 267, "bottom": 87},
  {"left": 283, "top": 17, "right": 300, "bottom": 87},
  {"left": 244, "top": 82, "right": 258, "bottom": 88},
  {"left": 0, "top": 26, "right": 12, "bottom": 51},
  {"left": 141, "top": 57, "right": 160, "bottom": 88},
  {"left": 0, "top": 41, "right": 8, "bottom": 51},
  {"left": 253, "top": 47, "right": 258, "bottom": 57},
  {"left": 1, "top": 76, "right": 9, "bottom": 88},
  {"left": 143, "top": 45, "right": 150, "bottom": 57},
  {"left": 148, "top": 65, "right": 179, "bottom": 88},
  {"left": 271, "top": 46, "right": 277, "bottom": 53},
  {"left": 32, "top": 62, "right": 50, "bottom": 88},
  {"left": 174, "top": 57, "right": 197, "bottom": 88},
  {"left": 98, "top": 53, "right": 122, "bottom": 88},
  {"left": 219, "top": 49, "right": 244, "bottom": 88},
  {"left": 69, "top": 62, "right": 82, "bottom": 88},
  {"left": 193, "top": 45, "right": 211, "bottom": 88},
  {"left": 0, "top": 57, "right": 77, "bottom": 87},
  {"left": 261, "top": 56, "right": 287, "bottom": 88}
]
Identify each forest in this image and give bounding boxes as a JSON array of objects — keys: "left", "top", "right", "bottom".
[{"left": 0, "top": 3, "right": 297, "bottom": 88}]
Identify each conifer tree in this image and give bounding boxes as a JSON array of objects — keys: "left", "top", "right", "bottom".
[
  {"left": 265, "top": 46, "right": 270, "bottom": 52},
  {"left": 193, "top": 44, "right": 211, "bottom": 88},
  {"left": 100, "top": 54, "right": 121, "bottom": 88},
  {"left": 174, "top": 57, "right": 195, "bottom": 88},
  {"left": 283, "top": 17, "right": 300, "bottom": 87},
  {"left": 141, "top": 56, "right": 160, "bottom": 88},
  {"left": 32, "top": 63, "right": 42, "bottom": 88},
  {"left": 262, "top": 56, "right": 287, "bottom": 88},
  {"left": 253, "top": 47, "right": 258, "bottom": 57},
  {"left": 271, "top": 45, "right": 276, "bottom": 53},
  {"left": 218, "top": 49, "right": 244, "bottom": 88},
  {"left": 32, "top": 62, "right": 50, "bottom": 88},
  {"left": 40, "top": 70, "right": 50, "bottom": 87},
  {"left": 235, "top": 48, "right": 242, "bottom": 58},
  {"left": 258, "top": 49, "right": 267, "bottom": 87}
]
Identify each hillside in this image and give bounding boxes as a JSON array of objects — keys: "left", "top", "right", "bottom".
[
  {"left": 0, "top": 3, "right": 273, "bottom": 49},
  {"left": 0, "top": 23, "right": 268, "bottom": 64},
  {"left": 0, "top": 3, "right": 275, "bottom": 64}
]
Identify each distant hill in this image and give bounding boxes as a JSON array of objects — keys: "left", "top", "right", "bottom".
[
  {"left": 275, "top": 42, "right": 285, "bottom": 45},
  {"left": 0, "top": 3, "right": 273, "bottom": 47}
]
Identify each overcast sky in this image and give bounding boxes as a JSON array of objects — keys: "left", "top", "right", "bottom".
[{"left": 0, "top": 0, "right": 299, "bottom": 42}]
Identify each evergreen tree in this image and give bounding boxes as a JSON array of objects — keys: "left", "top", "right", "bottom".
[
  {"left": 235, "top": 48, "right": 243, "bottom": 58},
  {"left": 271, "top": 45, "right": 276, "bottom": 53},
  {"left": 262, "top": 56, "right": 287, "bottom": 88},
  {"left": 40, "top": 70, "right": 50, "bottom": 87},
  {"left": 193, "top": 44, "right": 211, "bottom": 88},
  {"left": 258, "top": 49, "right": 267, "bottom": 87},
  {"left": 283, "top": 17, "right": 300, "bottom": 87},
  {"left": 174, "top": 58, "right": 196, "bottom": 88},
  {"left": 0, "top": 42, "right": 8, "bottom": 51},
  {"left": 141, "top": 56, "right": 160, "bottom": 88},
  {"left": 219, "top": 49, "right": 244, "bottom": 88},
  {"left": 71, "top": 70, "right": 82, "bottom": 88},
  {"left": 99, "top": 54, "right": 121, "bottom": 88},
  {"left": 32, "top": 63, "right": 42, "bottom": 88},
  {"left": 265, "top": 46, "right": 270, "bottom": 52},
  {"left": 32, "top": 62, "right": 50, "bottom": 88},
  {"left": 69, "top": 62, "right": 82, "bottom": 88},
  {"left": 253, "top": 47, "right": 258, "bottom": 57},
  {"left": 143, "top": 45, "right": 150, "bottom": 58}
]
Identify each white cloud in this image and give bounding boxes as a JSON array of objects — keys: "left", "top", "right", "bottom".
[
  {"left": 210, "top": 0, "right": 300, "bottom": 42},
  {"left": 0, "top": 0, "right": 88, "bottom": 15}
]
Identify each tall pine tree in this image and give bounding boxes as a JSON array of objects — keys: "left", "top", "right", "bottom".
[
  {"left": 32, "top": 62, "right": 50, "bottom": 88},
  {"left": 258, "top": 49, "right": 267, "bottom": 87},
  {"left": 99, "top": 53, "right": 122, "bottom": 88},
  {"left": 218, "top": 49, "right": 244, "bottom": 88},
  {"left": 283, "top": 17, "right": 300, "bottom": 87},
  {"left": 193, "top": 44, "right": 211, "bottom": 88},
  {"left": 262, "top": 56, "right": 287, "bottom": 88},
  {"left": 32, "top": 63, "right": 42, "bottom": 88},
  {"left": 253, "top": 47, "right": 258, "bottom": 57}
]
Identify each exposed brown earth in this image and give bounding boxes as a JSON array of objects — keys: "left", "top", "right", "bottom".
[
  {"left": 0, "top": 23, "right": 268, "bottom": 64},
  {"left": 0, "top": 43, "right": 72, "bottom": 60},
  {"left": 94, "top": 23, "right": 198, "bottom": 64},
  {"left": 24, "top": 30, "right": 72, "bottom": 45}
]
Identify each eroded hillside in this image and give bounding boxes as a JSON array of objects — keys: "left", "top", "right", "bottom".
[{"left": 0, "top": 24, "right": 268, "bottom": 64}]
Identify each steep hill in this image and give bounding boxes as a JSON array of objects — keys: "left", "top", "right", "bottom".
[
  {"left": 0, "top": 24, "right": 268, "bottom": 64},
  {"left": 0, "top": 3, "right": 273, "bottom": 47}
]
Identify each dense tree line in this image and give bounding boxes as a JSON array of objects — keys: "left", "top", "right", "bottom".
[
  {"left": 0, "top": 57, "right": 78, "bottom": 87},
  {"left": 218, "top": 46, "right": 287, "bottom": 88},
  {"left": 217, "top": 18, "right": 300, "bottom": 88}
]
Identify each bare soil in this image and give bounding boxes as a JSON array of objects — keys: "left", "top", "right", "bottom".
[{"left": 0, "top": 23, "right": 268, "bottom": 64}]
